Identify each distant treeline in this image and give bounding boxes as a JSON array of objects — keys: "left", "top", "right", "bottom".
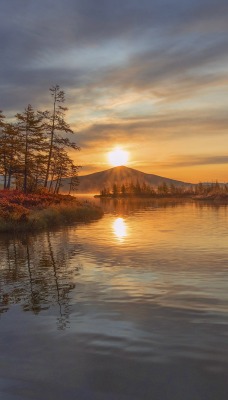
[
  {"left": 0, "top": 85, "right": 80, "bottom": 194},
  {"left": 99, "top": 181, "right": 228, "bottom": 198}
]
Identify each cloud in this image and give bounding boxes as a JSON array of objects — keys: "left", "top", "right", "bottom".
[
  {"left": 1, "top": 0, "right": 228, "bottom": 182},
  {"left": 1, "top": 0, "right": 228, "bottom": 99},
  {"left": 159, "top": 155, "right": 228, "bottom": 168},
  {"left": 75, "top": 111, "right": 228, "bottom": 148}
]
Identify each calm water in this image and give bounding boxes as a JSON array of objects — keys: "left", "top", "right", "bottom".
[{"left": 0, "top": 199, "right": 228, "bottom": 400}]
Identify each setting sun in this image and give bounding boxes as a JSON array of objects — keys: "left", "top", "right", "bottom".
[{"left": 108, "top": 147, "right": 129, "bottom": 167}]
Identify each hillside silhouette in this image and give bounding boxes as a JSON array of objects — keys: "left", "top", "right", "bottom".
[{"left": 60, "top": 166, "right": 192, "bottom": 193}]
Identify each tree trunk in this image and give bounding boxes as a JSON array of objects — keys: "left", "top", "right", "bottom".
[{"left": 44, "top": 93, "right": 56, "bottom": 188}]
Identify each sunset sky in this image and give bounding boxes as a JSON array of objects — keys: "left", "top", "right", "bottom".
[{"left": 1, "top": 0, "right": 228, "bottom": 182}]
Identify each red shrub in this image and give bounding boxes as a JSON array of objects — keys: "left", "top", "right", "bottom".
[{"left": 0, "top": 190, "right": 75, "bottom": 222}]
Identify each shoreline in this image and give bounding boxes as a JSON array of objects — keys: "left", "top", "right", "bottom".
[
  {"left": 94, "top": 193, "right": 228, "bottom": 202},
  {"left": 0, "top": 190, "right": 103, "bottom": 233}
]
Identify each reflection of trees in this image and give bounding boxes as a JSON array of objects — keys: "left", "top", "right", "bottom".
[
  {"left": 99, "top": 197, "right": 190, "bottom": 215},
  {"left": 0, "top": 230, "right": 82, "bottom": 330},
  {"left": 195, "top": 201, "right": 228, "bottom": 210}
]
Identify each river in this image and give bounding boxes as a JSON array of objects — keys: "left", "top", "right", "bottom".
[{"left": 0, "top": 198, "right": 227, "bottom": 400}]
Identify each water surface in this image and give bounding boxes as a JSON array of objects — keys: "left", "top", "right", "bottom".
[{"left": 0, "top": 199, "right": 227, "bottom": 400}]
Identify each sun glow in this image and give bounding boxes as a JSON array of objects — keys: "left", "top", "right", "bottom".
[
  {"left": 108, "top": 147, "right": 129, "bottom": 167},
  {"left": 113, "top": 217, "right": 127, "bottom": 241}
]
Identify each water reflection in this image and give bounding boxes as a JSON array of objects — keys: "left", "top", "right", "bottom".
[
  {"left": 99, "top": 196, "right": 191, "bottom": 215},
  {"left": 0, "top": 231, "right": 81, "bottom": 329},
  {"left": 0, "top": 199, "right": 228, "bottom": 399},
  {"left": 113, "top": 217, "right": 127, "bottom": 241}
]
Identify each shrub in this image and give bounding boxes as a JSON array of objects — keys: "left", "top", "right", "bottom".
[{"left": 0, "top": 190, "right": 103, "bottom": 232}]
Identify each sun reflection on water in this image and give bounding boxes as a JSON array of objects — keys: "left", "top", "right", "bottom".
[{"left": 113, "top": 217, "right": 127, "bottom": 241}]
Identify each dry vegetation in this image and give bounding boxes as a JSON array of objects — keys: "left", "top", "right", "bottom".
[{"left": 0, "top": 190, "right": 103, "bottom": 232}]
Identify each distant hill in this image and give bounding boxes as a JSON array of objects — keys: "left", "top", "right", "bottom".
[{"left": 60, "top": 166, "right": 193, "bottom": 194}]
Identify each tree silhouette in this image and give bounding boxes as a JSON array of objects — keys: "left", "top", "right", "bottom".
[
  {"left": 0, "top": 86, "right": 80, "bottom": 194},
  {"left": 41, "top": 85, "right": 80, "bottom": 189}
]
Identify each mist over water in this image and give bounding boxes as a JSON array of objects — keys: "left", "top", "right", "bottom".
[{"left": 0, "top": 199, "right": 228, "bottom": 400}]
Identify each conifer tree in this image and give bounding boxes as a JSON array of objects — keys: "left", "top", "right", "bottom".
[
  {"left": 16, "top": 105, "right": 44, "bottom": 193},
  {"left": 3, "top": 123, "right": 21, "bottom": 189},
  {"left": 42, "top": 85, "right": 79, "bottom": 188},
  {"left": 68, "top": 164, "right": 80, "bottom": 194},
  {"left": 0, "top": 86, "right": 80, "bottom": 194},
  {"left": 0, "top": 111, "right": 7, "bottom": 188}
]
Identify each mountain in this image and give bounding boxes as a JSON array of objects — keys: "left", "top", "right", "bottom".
[{"left": 60, "top": 166, "right": 193, "bottom": 194}]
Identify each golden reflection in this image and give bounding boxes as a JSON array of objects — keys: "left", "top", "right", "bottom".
[{"left": 113, "top": 217, "right": 127, "bottom": 241}]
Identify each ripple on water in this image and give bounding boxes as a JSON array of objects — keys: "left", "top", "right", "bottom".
[{"left": 0, "top": 200, "right": 228, "bottom": 399}]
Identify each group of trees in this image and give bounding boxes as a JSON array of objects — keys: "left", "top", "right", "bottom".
[
  {"left": 100, "top": 180, "right": 228, "bottom": 197},
  {"left": 100, "top": 181, "right": 188, "bottom": 197},
  {"left": 0, "top": 86, "right": 80, "bottom": 194}
]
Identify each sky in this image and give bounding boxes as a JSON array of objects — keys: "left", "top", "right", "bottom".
[{"left": 1, "top": 0, "right": 228, "bottom": 183}]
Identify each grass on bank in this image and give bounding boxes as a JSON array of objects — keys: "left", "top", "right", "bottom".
[{"left": 0, "top": 190, "right": 103, "bottom": 232}]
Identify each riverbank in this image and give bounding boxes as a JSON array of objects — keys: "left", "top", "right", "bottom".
[
  {"left": 95, "top": 192, "right": 228, "bottom": 202},
  {"left": 194, "top": 193, "right": 228, "bottom": 202},
  {"left": 0, "top": 190, "right": 103, "bottom": 232},
  {"left": 94, "top": 193, "right": 193, "bottom": 199}
]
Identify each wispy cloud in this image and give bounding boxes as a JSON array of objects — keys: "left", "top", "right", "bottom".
[
  {"left": 160, "top": 155, "right": 228, "bottom": 168},
  {"left": 75, "top": 111, "right": 228, "bottom": 148},
  {"left": 1, "top": 0, "right": 228, "bottom": 179}
]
